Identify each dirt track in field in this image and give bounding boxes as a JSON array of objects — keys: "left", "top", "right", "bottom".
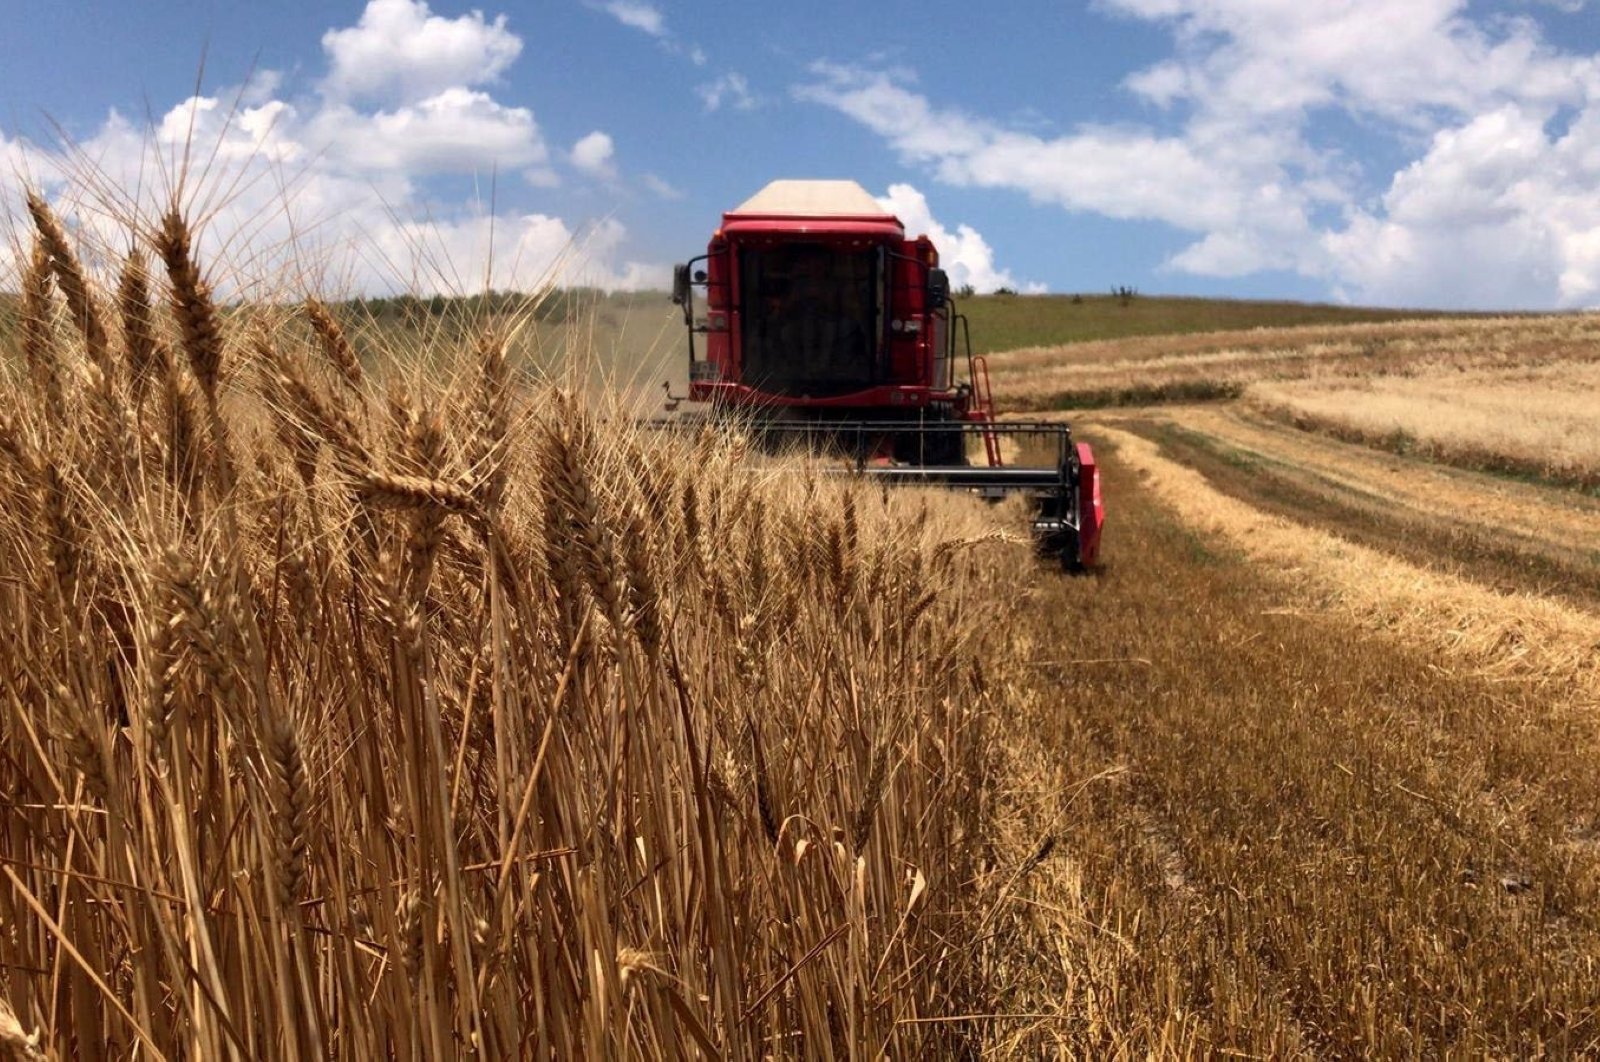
[
  {"left": 1098, "top": 407, "right": 1600, "bottom": 624},
  {"left": 991, "top": 404, "right": 1600, "bottom": 1055},
  {"left": 1161, "top": 405, "right": 1600, "bottom": 550}
]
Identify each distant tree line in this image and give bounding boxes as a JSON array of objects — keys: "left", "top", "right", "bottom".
[
  {"left": 0, "top": 287, "right": 630, "bottom": 350},
  {"left": 343, "top": 287, "right": 610, "bottom": 327}
]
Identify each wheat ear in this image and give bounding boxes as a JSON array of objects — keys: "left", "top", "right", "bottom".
[
  {"left": 26, "top": 191, "right": 109, "bottom": 370},
  {"left": 305, "top": 298, "right": 364, "bottom": 390},
  {"left": 154, "top": 207, "right": 224, "bottom": 401}
]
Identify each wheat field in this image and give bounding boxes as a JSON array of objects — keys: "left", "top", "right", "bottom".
[
  {"left": 986, "top": 313, "right": 1600, "bottom": 415},
  {"left": 0, "top": 192, "right": 1066, "bottom": 1058},
  {"left": 6, "top": 181, "right": 1600, "bottom": 1058}
]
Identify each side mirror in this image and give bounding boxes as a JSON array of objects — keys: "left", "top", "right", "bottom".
[
  {"left": 671, "top": 264, "right": 691, "bottom": 306},
  {"left": 927, "top": 267, "right": 950, "bottom": 309}
]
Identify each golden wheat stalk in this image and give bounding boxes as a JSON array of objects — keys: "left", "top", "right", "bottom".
[
  {"left": 305, "top": 298, "right": 364, "bottom": 391},
  {"left": 466, "top": 329, "right": 511, "bottom": 512},
  {"left": 19, "top": 238, "right": 64, "bottom": 418},
  {"left": 267, "top": 710, "right": 310, "bottom": 913},
  {"left": 118, "top": 248, "right": 167, "bottom": 406},
  {"left": 262, "top": 333, "right": 371, "bottom": 472},
  {"left": 357, "top": 470, "right": 479, "bottom": 516},
  {"left": 0, "top": 995, "right": 44, "bottom": 1062},
  {"left": 25, "top": 191, "right": 110, "bottom": 371},
  {"left": 540, "top": 414, "right": 625, "bottom": 629},
  {"left": 37, "top": 461, "right": 79, "bottom": 598},
  {"left": 154, "top": 207, "right": 224, "bottom": 401}
]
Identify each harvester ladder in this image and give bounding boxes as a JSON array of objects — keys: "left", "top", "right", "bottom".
[{"left": 971, "top": 355, "right": 1002, "bottom": 467}]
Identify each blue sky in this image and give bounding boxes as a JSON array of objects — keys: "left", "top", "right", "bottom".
[{"left": 3, "top": 0, "right": 1599, "bottom": 308}]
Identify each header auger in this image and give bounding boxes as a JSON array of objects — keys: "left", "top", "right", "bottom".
[{"left": 667, "top": 179, "right": 1102, "bottom": 571}]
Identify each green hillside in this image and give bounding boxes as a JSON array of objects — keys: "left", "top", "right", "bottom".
[{"left": 955, "top": 293, "right": 1482, "bottom": 354}]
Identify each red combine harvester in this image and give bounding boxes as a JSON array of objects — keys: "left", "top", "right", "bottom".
[{"left": 670, "top": 179, "right": 1102, "bottom": 570}]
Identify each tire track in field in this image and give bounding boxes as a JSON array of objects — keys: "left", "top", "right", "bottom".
[
  {"left": 1180, "top": 405, "right": 1600, "bottom": 555},
  {"left": 1120, "top": 410, "right": 1600, "bottom": 613},
  {"left": 1096, "top": 424, "right": 1600, "bottom": 699},
  {"left": 1194, "top": 406, "right": 1600, "bottom": 532}
]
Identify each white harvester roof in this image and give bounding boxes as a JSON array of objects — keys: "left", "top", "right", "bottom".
[{"left": 728, "top": 179, "right": 891, "bottom": 218}]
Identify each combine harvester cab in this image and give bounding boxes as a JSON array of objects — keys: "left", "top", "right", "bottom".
[{"left": 669, "top": 179, "right": 1102, "bottom": 571}]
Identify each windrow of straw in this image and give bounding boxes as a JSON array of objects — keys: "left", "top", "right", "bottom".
[{"left": 0, "top": 199, "right": 1031, "bottom": 1058}]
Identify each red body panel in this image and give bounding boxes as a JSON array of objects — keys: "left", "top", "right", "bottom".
[
  {"left": 688, "top": 215, "right": 962, "bottom": 414},
  {"left": 690, "top": 381, "right": 940, "bottom": 409},
  {"left": 1076, "top": 441, "right": 1104, "bottom": 565}
]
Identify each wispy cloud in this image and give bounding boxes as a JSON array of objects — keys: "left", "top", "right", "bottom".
[
  {"left": 593, "top": 0, "right": 666, "bottom": 38},
  {"left": 799, "top": 2, "right": 1600, "bottom": 308},
  {"left": 588, "top": 2, "right": 717, "bottom": 99},
  {"left": 641, "top": 173, "right": 683, "bottom": 200},
  {"left": 697, "top": 72, "right": 757, "bottom": 113}
]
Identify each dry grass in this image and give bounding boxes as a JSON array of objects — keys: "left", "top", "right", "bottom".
[
  {"left": 1148, "top": 405, "right": 1600, "bottom": 550},
  {"left": 992, "top": 307, "right": 1600, "bottom": 492},
  {"left": 966, "top": 296, "right": 1600, "bottom": 1054},
  {"left": 0, "top": 195, "right": 1045, "bottom": 1057},
  {"left": 1090, "top": 406, "right": 1600, "bottom": 634}
]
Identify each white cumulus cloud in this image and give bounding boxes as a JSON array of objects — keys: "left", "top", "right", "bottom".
[
  {"left": 1326, "top": 103, "right": 1600, "bottom": 307},
  {"left": 800, "top": 2, "right": 1600, "bottom": 308},
  {"left": 569, "top": 131, "right": 617, "bottom": 180},
  {"left": 312, "top": 88, "right": 551, "bottom": 177},
  {"left": 365, "top": 210, "right": 665, "bottom": 293},
  {"left": 2, "top": 0, "right": 658, "bottom": 297},
  {"left": 157, "top": 96, "right": 304, "bottom": 163},
  {"left": 321, "top": 0, "right": 522, "bottom": 102},
  {"left": 877, "top": 183, "right": 1037, "bottom": 294}
]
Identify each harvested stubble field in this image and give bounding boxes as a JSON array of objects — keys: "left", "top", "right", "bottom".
[
  {"left": 1249, "top": 359, "right": 1600, "bottom": 492},
  {"left": 986, "top": 313, "right": 1600, "bottom": 420},
  {"left": 980, "top": 313, "right": 1600, "bottom": 1052},
  {"left": 4, "top": 180, "right": 1600, "bottom": 1060},
  {"left": 991, "top": 431, "right": 1600, "bottom": 1055}
]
